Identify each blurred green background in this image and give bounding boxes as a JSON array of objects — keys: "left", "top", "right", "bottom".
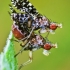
[{"left": 0, "top": 0, "right": 70, "bottom": 70}]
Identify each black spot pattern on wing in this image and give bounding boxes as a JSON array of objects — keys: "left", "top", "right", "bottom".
[{"left": 11, "top": 0, "right": 39, "bottom": 16}]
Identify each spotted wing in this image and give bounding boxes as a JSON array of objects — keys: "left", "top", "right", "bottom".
[{"left": 11, "top": 0, "right": 41, "bottom": 17}]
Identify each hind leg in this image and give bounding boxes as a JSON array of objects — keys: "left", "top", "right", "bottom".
[{"left": 19, "top": 50, "right": 33, "bottom": 70}]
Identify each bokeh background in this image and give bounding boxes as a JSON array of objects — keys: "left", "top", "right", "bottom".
[{"left": 0, "top": 0, "right": 70, "bottom": 70}]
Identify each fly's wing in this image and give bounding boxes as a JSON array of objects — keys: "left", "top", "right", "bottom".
[{"left": 11, "top": 0, "right": 42, "bottom": 17}]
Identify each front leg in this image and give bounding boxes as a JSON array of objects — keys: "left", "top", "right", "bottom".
[{"left": 9, "top": 38, "right": 20, "bottom": 43}]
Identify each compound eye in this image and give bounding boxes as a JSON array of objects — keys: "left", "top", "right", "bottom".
[
  {"left": 50, "top": 24, "right": 57, "bottom": 30},
  {"left": 44, "top": 43, "right": 51, "bottom": 50}
]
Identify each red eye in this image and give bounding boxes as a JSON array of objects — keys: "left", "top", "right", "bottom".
[
  {"left": 44, "top": 43, "right": 51, "bottom": 50},
  {"left": 50, "top": 24, "right": 57, "bottom": 30}
]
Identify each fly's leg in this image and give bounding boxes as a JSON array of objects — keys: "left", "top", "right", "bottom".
[{"left": 19, "top": 51, "right": 33, "bottom": 70}]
